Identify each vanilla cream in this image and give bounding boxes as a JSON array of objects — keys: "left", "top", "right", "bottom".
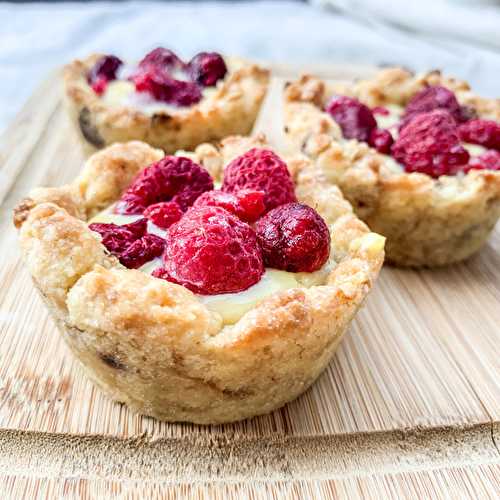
[{"left": 374, "top": 104, "right": 404, "bottom": 132}]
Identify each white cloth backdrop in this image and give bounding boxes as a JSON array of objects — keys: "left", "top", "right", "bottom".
[{"left": 0, "top": 0, "right": 499, "bottom": 131}]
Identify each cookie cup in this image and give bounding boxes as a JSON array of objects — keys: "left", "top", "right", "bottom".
[
  {"left": 64, "top": 54, "right": 269, "bottom": 153},
  {"left": 284, "top": 69, "right": 500, "bottom": 267},
  {"left": 14, "top": 138, "right": 384, "bottom": 424}
]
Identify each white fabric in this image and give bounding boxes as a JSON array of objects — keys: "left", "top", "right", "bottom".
[
  {"left": 315, "top": 0, "right": 500, "bottom": 50},
  {"left": 0, "top": 0, "right": 499, "bottom": 132}
]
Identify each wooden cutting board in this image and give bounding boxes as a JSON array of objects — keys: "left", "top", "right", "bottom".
[{"left": 0, "top": 63, "right": 499, "bottom": 499}]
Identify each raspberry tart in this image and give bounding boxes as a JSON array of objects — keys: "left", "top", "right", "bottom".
[
  {"left": 14, "top": 136, "right": 384, "bottom": 424},
  {"left": 284, "top": 68, "right": 500, "bottom": 267},
  {"left": 64, "top": 48, "right": 269, "bottom": 153}
]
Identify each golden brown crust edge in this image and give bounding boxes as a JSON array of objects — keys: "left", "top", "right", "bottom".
[
  {"left": 14, "top": 138, "right": 384, "bottom": 424},
  {"left": 284, "top": 69, "right": 500, "bottom": 267},
  {"left": 63, "top": 54, "right": 270, "bottom": 153}
]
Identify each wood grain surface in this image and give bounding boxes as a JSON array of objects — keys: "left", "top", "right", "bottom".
[{"left": 0, "top": 63, "right": 499, "bottom": 498}]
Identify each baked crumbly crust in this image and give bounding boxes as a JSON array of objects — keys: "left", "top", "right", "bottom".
[
  {"left": 14, "top": 137, "right": 384, "bottom": 424},
  {"left": 64, "top": 54, "right": 270, "bottom": 153},
  {"left": 284, "top": 69, "right": 500, "bottom": 267}
]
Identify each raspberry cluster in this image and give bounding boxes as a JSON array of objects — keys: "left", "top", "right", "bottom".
[
  {"left": 325, "top": 84, "right": 499, "bottom": 177},
  {"left": 92, "top": 149, "right": 331, "bottom": 295},
  {"left": 87, "top": 47, "right": 227, "bottom": 106}
]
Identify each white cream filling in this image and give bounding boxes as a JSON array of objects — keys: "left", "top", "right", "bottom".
[
  {"left": 200, "top": 269, "right": 300, "bottom": 324},
  {"left": 463, "top": 143, "right": 487, "bottom": 157},
  {"left": 89, "top": 207, "right": 143, "bottom": 226},
  {"left": 89, "top": 206, "right": 332, "bottom": 324},
  {"left": 374, "top": 104, "right": 404, "bottom": 133},
  {"left": 101, "top": 80, "right": 135, "bottom": 106}
]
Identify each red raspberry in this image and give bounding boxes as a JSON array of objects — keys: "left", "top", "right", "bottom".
[
  {"left": 255, "top": 203, "right": 330, "bottom": 273},
  {"left": 89, "top": 218, "right": 164, "bottom": 269},
  {"left": 91, "top": 76, "right": 108, "bottom": 96},
  {"left": 139, "top": 47, "right": 184, "bottom": 71},
  {"left": 458, "top": 119, "right": 500, "bottom": 151},
  {"left": 132, "top": 66, "right": 202, "bottom": 106},
  {"left": 464, "top": 150, "right": 500, "bottom": 172},
  {"left": 87, "top": 55, "right": 123, "bottom": 85},
  {"left": 222, "top": 149, "right": 296, "bottom": 213},
  {"left": 368, "top": 128, "right": 394, "bottom": 154},
  {"left": 391, "top": 110, "right": 470, "bottom": 178},
  {"left": 325, "top": 96, "right": 377, "bottom": 142},
  {"left": 188, "top": 52, "right": 227, "bottom": 87},
  {"left": 193, "top": 189, "right": 265, "bottom": 223},
  {"left": 401, "top": 85, "right": 470, "bottom": 128},
  {"left": 143, "top": 201, "right": 183, "bottom": 229},
  {"left": 115, "top": 156, "right": 214, "bottom": 215},
  {"left": 119, "top": 233, "right": 165, "bottom": 269},
  {"left": 89, "top": 218, "right": 147, "bottom": 254},
  {"left": 237, "top": 190, "right": 266, "bottom": 222},
  {"left": 157, "top": 206, "right": 264, "bottom": 295}
]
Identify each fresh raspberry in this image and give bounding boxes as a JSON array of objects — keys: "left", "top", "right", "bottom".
[
  {"left": 87, "top": 55, "right": 123, "bottom": 85},
  {"left": 401, "top": 86, "right": 470, "bottom": 128},
  {"left": 91, "top": 76, "right": 108, "bottom": 96},
  {"left": 115, "top": 156, "right": 214, "bottom": 214},
  {"left": 157, "top": 206, "right": 264, "bottom": 295},
  {"left": 132, "top": 66, "right": 202, "bottom": 106},
  {"left": 391, "top": 110, "right": 470, "bottom": 178},
  {"left": 236, "top": 190, "right": 266, "bottom": 222},
  {"left": 188, "top": 52, "right": 227, "bottom": 87},
  {"left": 222, "top": 149, "right": 296, "bottom": 213},
  {"left": 151, "top": 267, "right": 170, "bottom": 280},
  {"left": 458, "top": 119, "right": 500, "bottom": 151},
  {"left": 325, "top": 96, "right": 377, "bottom": 142},
  {"left": 89, "top": 218, "right": 164, "bottom": 269},
  {"left": 143, "top": 201, "right": 183, "bottom": 229},
  {"left": 193, "top": 189, "right": 265, "bottom": 223},
  {"left": 368, "top": 128, "right": 394, "bottom": 154},
  {"left": 89, "top": 218, "right": 147, "bottom": 254},
  {"left": 464, "top": 150, "right": 500, "bottom": 172},
  {"left": 119, "top": 234, "right": 165, "bottom": 269},
  {"left": 255, "top": 203, "right": 330, "bottom": 273},
  {"left": 139, "top": 47, "right": 184, "bottom": 71}
]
